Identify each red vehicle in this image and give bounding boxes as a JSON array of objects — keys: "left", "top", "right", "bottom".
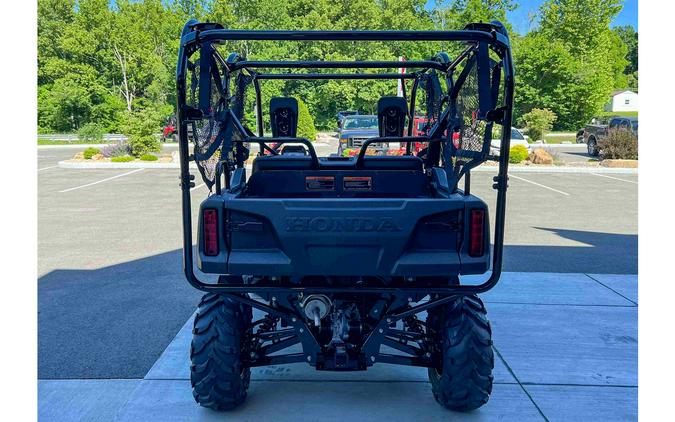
[
  {"left": 392, "top": 116, "right": 458, "bottom": 156},
  {"left": 162, "top": 116, "right": 178, "bottom": 142}
]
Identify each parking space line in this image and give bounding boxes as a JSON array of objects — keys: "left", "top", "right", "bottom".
[
  {"left": 58, "top": 169, "right": 145, "bottom": 193},
  {"left": 38, "top": 165, "right": 58, "bottom": 172},
  {"left": 590, "top": 173, "right": 638, "bottom": 184},
  {"left": 191, "top": 182, "right": 206, "bottom": 192},
  {"left": 509, "top": 174, "right": 570, "bottom": 196}
]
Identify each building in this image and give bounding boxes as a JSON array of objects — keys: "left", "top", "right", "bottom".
[{"left": 605, "top": 89, "right": 638, "bottom": 112}]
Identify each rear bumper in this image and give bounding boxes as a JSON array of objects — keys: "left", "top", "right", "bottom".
[{"left": 197, "top": 195, "right": 490, "bottom": 278}]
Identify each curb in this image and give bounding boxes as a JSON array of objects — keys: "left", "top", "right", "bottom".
[
  {"left": 58, "top": 160, "right": 190, "bottom": 169},
  {"left": 472, "top": 165, "right": 637, "bottom": 174},
  {"left": 59, "top": 160, "right": 637, "bottom": 174},
  {"left": 39, "top": 144, "right": 109, "bottom": 150}
]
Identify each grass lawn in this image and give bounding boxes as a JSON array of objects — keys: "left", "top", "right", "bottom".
[
  {"left": 38, "top": 139, "right": 110, "bottom": 145},
  {"left": 541, "top": 132, "right": 577, "bottom": 144}
]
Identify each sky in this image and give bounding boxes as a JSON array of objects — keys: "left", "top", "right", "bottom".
[{"left": 506, "top": 0, "right": 638, "bottom": 34}]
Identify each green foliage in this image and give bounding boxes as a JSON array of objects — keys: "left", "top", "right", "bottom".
[
  {"left": 78, "top": 122, "right": 105, "bottom": 143},
  {"left": 140, "top": 153, "right": 159, "bottom": 161},
  {"left": 37, "top": 0, "right": 637, "bottom": 134},
  {"left": 522, "top": 108, "right": 557, "bottom": 141},
  {"left": 514, "top": 0, "right": 629, "bottom": 130},
  {"left": 83, "top": 147, "right": 101, "bottom": 160},
  {"left": 509, "top": 145, "right": 529, "bottom": 164},
  {"left": 296, "top": 99, "right": 317, "bottom": 141},
  {"left": 598, "top": 128, "right": 638, "bottom": 160},
  {"left": 123, "top": 109, "right": 161, "bottom": 157},
  {"left": 111, "top": 155, "right": 135, "bottom": 162}
]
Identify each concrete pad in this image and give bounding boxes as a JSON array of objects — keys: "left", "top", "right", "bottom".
[
  {"left": 39, "top": 379, "right": 140, "bottom": 422},
  {"left": 489, "top": 304, "right": 637, "bottom": 386},
  {"left": 587, "top": 274, "right": 638, "bottom": 304},
  {"left": 480, "top": 272, "right": 635, "bottom": 306},
  {"left": 526, "top": 385, "right": 637, "bottom": 421},
  {"left": 115, "top": 380, "right": 543, "bottom": 422},
  {"left": 146, "top": 314, "right": 515, "bottom": 384}
]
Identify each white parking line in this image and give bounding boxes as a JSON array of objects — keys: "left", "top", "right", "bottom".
[
  {"left": 58, "top": 169, "right": 145, "bottom": 193},
  {"left": 191, "top": 182, "right": 206, "bottom": 192},
  {"left": 38, "top": 165, "right": 58, "bottom": 172},
  {"left": 509, "top": 174, "right": 570, "bottom": 196},
  {"left": 590, "top": 173, "right": 638, "bottom": 184}
]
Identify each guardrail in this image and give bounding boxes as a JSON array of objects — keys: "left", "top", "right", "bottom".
[{"left": 38, "top": 134, "right": 129, "bottom": 142}]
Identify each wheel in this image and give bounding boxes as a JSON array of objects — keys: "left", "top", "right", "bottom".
[
  {"left": 587, "top": 137, "right": 598, "bottom": 156},
  {"left": 191, "top": 293, "right": 252, "bottom": 410},
  {"left": 427, "top": 295, "right": 494, "bottom": 412},
  {"left": 171, "top": 133, "right": 179, "bottom": 143}
]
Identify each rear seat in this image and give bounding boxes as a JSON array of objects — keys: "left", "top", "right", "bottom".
[{"left": 252, "top": 154, "right": 423, "bottom": 172}]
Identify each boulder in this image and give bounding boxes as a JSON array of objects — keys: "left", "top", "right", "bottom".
[
  {"left": 91, "top": 153, "right": 105, "bottom": 161},
  {"left": 73, "top": 152, "right": 84, "bottom": 160},
  {"left": 528, "top": 148, "right": 553, "bottom": 165}
]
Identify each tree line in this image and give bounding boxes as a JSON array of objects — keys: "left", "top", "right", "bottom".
[{"left": 38, "top": 0, "right": 638, "bottom": 134}]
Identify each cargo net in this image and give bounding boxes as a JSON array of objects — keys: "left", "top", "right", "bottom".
[
  {"left": 186, "top": 54, "right": 251, "bottom": 189},
  {"left": 444, "top": 54, "right": 493, "bottom": 177}
]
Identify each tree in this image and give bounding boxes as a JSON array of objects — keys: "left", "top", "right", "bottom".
[
  {"left": 521, "top": 108, "right": 557, "bottom": 141},
  {"left": 613, "top": 25, "right": 638, "bottom": 89},
  {"left": 514, "top": 0, "right": 627, "bottom": 129},
  {"left": 296, "top": 98, "right": 317, "bottom": 141}
]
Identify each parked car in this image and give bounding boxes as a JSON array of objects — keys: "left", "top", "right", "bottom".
[
  {"left": 583, "top": 116, "right": 638, "bottom": 156},
  {"left": 336, "top": 110, "right": 359, "bottom": 129},
  {"left": 490, "top": 127, "right": 530, "bottom": 156},
  {"left": 337, "top": 115, "right": 381, "bottom": 155}
]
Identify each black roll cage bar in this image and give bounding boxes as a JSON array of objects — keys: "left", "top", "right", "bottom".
[{"left": 176, "top": 20, "right": 515, "bottom": 318}]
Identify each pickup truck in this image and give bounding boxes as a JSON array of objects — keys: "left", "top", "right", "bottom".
[{"left": 583, "top": 116, "right": 638, "bottom": 156}]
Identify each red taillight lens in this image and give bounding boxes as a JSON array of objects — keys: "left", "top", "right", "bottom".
[
  {"left": 203, "top": 209, "right": 219, "bottom": 256},
  {"left": 469, "top": 209, "right": 485, "bottom": 257}
]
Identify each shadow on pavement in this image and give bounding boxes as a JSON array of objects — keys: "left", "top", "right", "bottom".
[
  {"left": 38, "top": 227, "right": 636, "bottom": 379},
  {"left": 503, "top": 227, "right": 637, "bottom": 274}
]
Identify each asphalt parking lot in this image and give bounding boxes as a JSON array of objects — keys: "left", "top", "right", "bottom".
[{"left": 38, "top": 145, "right": 637, "bottom": 421}]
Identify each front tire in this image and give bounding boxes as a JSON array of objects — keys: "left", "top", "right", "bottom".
[
  {"left": 428, "top": 295, "right": 494, "bottom": 412},
  {"left": 190, "top": 293, "right": 252, "bottom": 410},
  {"left": 587, "top": 137, "right": 598, "bottom": 156}
]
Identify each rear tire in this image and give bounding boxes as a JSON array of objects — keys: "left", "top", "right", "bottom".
[
  {"left": 190, "top": 293, "right": 252, "bottom": 410},
  {"left": 428, "top": 295, "right": 494, "bottom": 412},
  {"left": 171, "top": 133, "right": 179, "bottom": 143}
]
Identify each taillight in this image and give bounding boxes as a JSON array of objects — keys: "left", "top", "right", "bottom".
[
  {"left": 469, "top": 209, "right": 485, "bottom": 257},
  {"left": 203, "top": 209, "right": 219, "bottom": 256}
]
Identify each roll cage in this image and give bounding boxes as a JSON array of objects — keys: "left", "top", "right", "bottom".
[{"left": 176, "top": 20, "right": 515, "bottom": 314}]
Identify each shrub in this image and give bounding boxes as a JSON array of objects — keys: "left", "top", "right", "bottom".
[
  {"left": 140, "top": 153, "right": 158, "bottom": 161},
  {"left": 296, "top": 99, "right": 317, "bottom": 141},
  {"left": 509, "top": 145, "right": 529, "bottom": 164},
  {"left": 123, "top": 109, "right": 161, "bottom": 157},
  {"left": 77, "top": 122, "right": 105, "bottom": 143},
  {"left": 83, "top": 147, "right": 101, "bottom": 160},
  {"left": 522, "top": 108, "right": 557, "bottom": 142},
  {"left": 101, "top": 142, "right": 131, "bottom": 158},
  {"left": 599, "top": 128, "right": 638, "bottom": 160},
  {"left": 111, "top": 155, "right": 134, "bottom": 162}
]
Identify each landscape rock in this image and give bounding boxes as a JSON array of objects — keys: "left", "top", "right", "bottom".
[
  {"left": 73, "top": 152, "right": 84, "bottom": 160},
  {"left": 529, "top": 148, "right": 553, "bottom": 165},
  {"left": 91, "top": 153, "right": 105, "bottom": 161}
]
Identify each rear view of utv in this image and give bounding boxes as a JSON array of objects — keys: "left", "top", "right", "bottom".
[{"left": 176, "top": 20, "right": 514, "bottom": 412}]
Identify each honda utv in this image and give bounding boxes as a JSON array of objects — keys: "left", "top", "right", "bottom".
[{"left": 176, "top": 20, "right": 514, "bottom": 412}]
